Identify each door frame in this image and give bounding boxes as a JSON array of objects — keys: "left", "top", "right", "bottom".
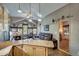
[{"left": 58, "top": 19, "right": 71, "bottom": 54}]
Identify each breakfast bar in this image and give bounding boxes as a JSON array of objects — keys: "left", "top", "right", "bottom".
[{"left": 0, "top": 39, "right": 54, "bottom": 56}]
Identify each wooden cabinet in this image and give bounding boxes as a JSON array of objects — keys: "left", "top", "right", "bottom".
[
  {"left": 13, "top": 45, "right": 27, "bottom": 56},
  {"left": 23, "top": 45, "right": 48, "bottom": 56},
  {"left": 35, "top": 47, "right": 46, "bottom": 56},
  {"left": 14, "top": 46, "right": 23, "bottom": 56},
  {"left": 23, "top": 45, "right": 34, "bottom": 56}
]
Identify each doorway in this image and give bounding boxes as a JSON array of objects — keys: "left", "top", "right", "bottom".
[{"left": 59, "top": 20, "right": 69, "bottom": 53}]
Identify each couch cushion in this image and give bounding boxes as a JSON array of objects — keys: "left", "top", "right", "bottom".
[{"left": 39, "top": 33, "right": 53, "bottom": 40}]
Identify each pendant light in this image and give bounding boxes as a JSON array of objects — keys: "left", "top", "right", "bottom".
[
  {"left": 28, "top": 3, "right": 32, "bottom": 22},
  {"left": 17, "top": 3, "right": 22, "bottom": 13},
  {"left": 38, "top": 3, "right": 42, "bottom": 22},
  {"left": 29, "top": 3, "right": 32, "bottom": 17}
]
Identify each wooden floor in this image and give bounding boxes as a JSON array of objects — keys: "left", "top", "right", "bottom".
[
  {"left": 48, "top": 49, "right": 70, "bottom": 56},
  {"left": 60, "top": 39, "right": 69, "bottom": 52}
]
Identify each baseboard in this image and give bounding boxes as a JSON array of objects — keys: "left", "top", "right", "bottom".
[{"left": 58, "top": 48, "right": 71, "bottom": 56}]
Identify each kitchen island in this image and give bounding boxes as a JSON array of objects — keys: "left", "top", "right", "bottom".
[{"left": 0, "top": 39, "right": 54, "bottom": 56}]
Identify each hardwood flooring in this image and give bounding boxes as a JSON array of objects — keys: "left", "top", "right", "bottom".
[
  {"left": 48, "top": 49, "right": 70, "bottom": 56},
  {"left": 60, "top": 39, "right": 69, "bottom": 52}
]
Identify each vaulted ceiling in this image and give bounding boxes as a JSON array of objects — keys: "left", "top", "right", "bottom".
[{"left": 2, "top": 3, "right": 68, "bottom": 23}]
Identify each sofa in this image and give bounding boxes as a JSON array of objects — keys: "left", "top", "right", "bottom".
[
  {"left": 36, "top": 32, "right": 58, "bottom": 49},
  {"left": 22, "top": 32, "right": 58, "bottom": 49},
  {"left": 38, "top": 33, "right": 52, "bottom": 41}
]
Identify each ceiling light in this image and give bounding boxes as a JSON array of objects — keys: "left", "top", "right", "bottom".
[
  {"left": 17, "top": 3, "right": 22, "bottom": 13},
  {"left": 26, "top": 15, "right": 30, "bottom": 18},
  {"left": 38, "top": 18, "right": 42, "bottom": 22},
  {"left": 37, "top": 4, "right": 42, "bottom": 22},
  {"left": 27, "top": 13, "right": 32, "bottom": 18},
  {"left": 17, "top": 9, "right": 22, "bottom": 13},
  {"left": 29, "top": 19, "right": 32, "bottom": 22},
  {"left": 38, "top": 13, "right": 42, "bottom": 18},
  {"left": 38, "top": 3, "right": 42, "bottom": 18},
  {"left": 26, "top": 3, "right": 33, "bottom": 19}
]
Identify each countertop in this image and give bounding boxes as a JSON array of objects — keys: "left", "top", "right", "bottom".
[
  {"left": 0, "top": 39, "right": 54, "bottom": 56},
  {"left": 13, "top": 39, "right": 54, "bottom": 48}
]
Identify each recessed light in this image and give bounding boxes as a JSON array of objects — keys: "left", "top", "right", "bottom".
[{"left": 38, "top": 19, "right": 42, "bottom": 22}]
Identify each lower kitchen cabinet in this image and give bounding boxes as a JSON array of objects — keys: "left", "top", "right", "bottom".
[
  {"left": 35, "top": 47, "right": 46, "bottom": 56},
  {"left": 13, "top": 46, "right": 27, "bottom": 56},
  {"left": 23, "top": 45, "right": 34, "bottom": 56},
  {"left": 11, "top": 44, "right": 49, "bottom": 56},
  {"left": 23, "top": 45, "right": 48, "bottom": 56}
]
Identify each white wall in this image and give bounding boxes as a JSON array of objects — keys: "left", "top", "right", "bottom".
[
  {"left": 37, "top": 4, "right": 79, "bottom": 55},
  {"left": 70, "top": 12, "right": 79, "bottom": 55}
]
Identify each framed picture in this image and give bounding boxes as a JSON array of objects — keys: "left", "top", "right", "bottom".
[{"left": 44, "top": 25, "right": 49, "bottom": 31}]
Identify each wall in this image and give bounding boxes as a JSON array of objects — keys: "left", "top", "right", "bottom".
[
  {"left": 0, "top": 5, "right": 10, "bottom": 41},
  {"left": 0, "top": 6, "right": 4, "bottom": 41},
  {"left": 37, "top": 4, "right": 79, "bottom": 55},
  {"left": 4, "top": 7, "right": 10, "bottom": 40},
  {"left": 69, "top": 5, "right": 79, "bottom": 55}
]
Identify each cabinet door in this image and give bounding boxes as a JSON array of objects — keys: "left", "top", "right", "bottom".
[
  {"left": 13, "top": 46, "right": 28, "bottom": 56},
  {"left": 23, "top": 45, "right": 34, "bottom": 56},
  {"left": 13, "top": 46, "right": 23, "bottom": 56},
  {"left": 35, "top": 47, "right": 46, "bottom": 56}
]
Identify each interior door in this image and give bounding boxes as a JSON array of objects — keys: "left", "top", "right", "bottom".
[{"left": 59, "top": 20, "right": 69, "bottom": 53}]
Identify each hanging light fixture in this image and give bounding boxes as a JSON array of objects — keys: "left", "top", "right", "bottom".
[
  {"left": 17, "top": 3, "right": 22, "bottom": 13},
  {"left": 38, "top": 3, "right": 42, "bottom": 22},
  {"left": 27, "top": 4, "right": 32, "bottom": 18},
  {"left": 28, "top": 3, "right": 32, "bottom": 22}
]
